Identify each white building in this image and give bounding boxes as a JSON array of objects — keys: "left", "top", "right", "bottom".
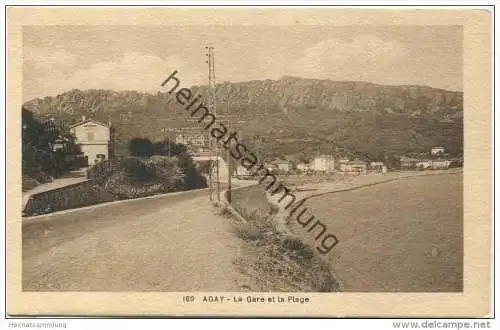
[
  {"left": 370, "top": 161, "right": 388, "bottom": 173},
  {"left": 313, "top": 155, "right": 335, "bottom": 172},
  {"left": 175, "top": 133, "right": 207, "bottom": 148},
  {"left": 69, "top": 116, "right": 111, "bottom": 166},
  {"left": 275, "top": 160, "right": 292, "bottom": 173},
  {"left": 416, "top": 160, "right": 433, "bottom": 169},
  {"left": 236, "top": 165, "right": 251, "bottom": 177},
  {"left": 340, "top": 160, "right": 367, "bottom": 175},
  {"left": 191, "top": 156, "right": 230, "bottom": 182},
  {"left": 431, "top": 146, "right": 445, "bottom": 156},
  {"left": 431, "top": 159, "right": 451, "bottom": 169}
]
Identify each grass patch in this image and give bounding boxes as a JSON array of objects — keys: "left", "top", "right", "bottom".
[
  {"left": 217, "top": 205, "right": 234, "bottom": 218},
  {"left": 232, "top": 207, "right": 272, "bottom": 242},
  {"left": 230, "top": 205, "right": 340, "bottom": 292}
]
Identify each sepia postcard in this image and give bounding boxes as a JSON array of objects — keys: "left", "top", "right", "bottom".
[{"left": 6, "top": 6, "right": 492, "bottom": 317}]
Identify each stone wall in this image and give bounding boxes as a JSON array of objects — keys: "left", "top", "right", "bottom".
[{"left": 23, "top": 180, "right": 116, "bottom": 216}]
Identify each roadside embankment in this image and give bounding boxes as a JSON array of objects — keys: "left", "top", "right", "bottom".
[{"left": 223, "top": 183, "right": 340, "bottom": 292}]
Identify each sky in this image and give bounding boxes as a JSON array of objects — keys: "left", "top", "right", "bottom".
[{"left": 23, "top": 25, "right": 463, "bottom": 101}]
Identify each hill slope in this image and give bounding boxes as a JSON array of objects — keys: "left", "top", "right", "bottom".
[{"left": 23, "top": 77, "right": 463, "bottom": 160}]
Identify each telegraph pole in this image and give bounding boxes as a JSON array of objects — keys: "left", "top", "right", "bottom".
[
  {"left": 206, "top": 46, "right": 220, "bottom": 202},
  {"left": 226, "top": 102, "right": 233, "bottom": 204}
]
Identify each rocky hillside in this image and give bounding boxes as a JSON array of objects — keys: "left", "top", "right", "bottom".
[
  {"left": 25, "top": 76, "right": 463, "bottom": 116},
  {"left": 197, "top": 76, "right": 462, "bottom": 115},
  {"left": 23, "top": 77, "right": 463, "bottom": 160}
]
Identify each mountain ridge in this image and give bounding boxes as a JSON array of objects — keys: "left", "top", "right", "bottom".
[
  {"left": 24, "top": 77, "right": 463, "bottom": 116},
  {"left": 23, "top": 77, "right": 463, "bottom": 160}
]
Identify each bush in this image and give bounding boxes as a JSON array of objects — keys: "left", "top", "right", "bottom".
[
  {"left": 87, "top": 160, "right": 113, "bottom": 184},
  {"left": 129, "top": 138, "right": 154, "bottom": 157},
  {"left": 119, "top": 157, "right": 157, "bottom": 183},
  {"left": 281, "top": 236, "right": 315, "bottom": 264},
  {"left": 146, "top": 156, "right": 185, "bottom": 191},
  {"left": 177, "top": 153, "right": 207, "bottom": 189},
  {"left": 92, "top": 154, "right": 206, "bottom": 199},
  {"left": 231, "top": 206, "right": 339, "bottom": 292}
]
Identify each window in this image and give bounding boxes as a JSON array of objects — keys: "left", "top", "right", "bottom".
[{"left": 87, "top": 132, "right": 94, "bottom": 141}]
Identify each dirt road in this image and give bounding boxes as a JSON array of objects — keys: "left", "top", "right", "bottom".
[{"left": 23, "top": 192, "right": 256, "bottom": 291}]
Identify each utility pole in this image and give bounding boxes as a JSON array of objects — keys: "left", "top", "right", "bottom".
[
  {"left": 167, "top": 130, "right": 171, "bottom": 157},
  {"left": 206, "top": 46, "right": 220, "bottom": 202},
  {"left": 226, "top": 102, "right": 232, "bottom": 204}
]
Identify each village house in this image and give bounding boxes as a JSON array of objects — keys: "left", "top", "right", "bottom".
[
  {"left": 400, "top": 155, "right": 451, "bottom": 170},
  {"left": 338, "top": 158, "right": 350, "bottom": 164},
  {"left": 340, "top": 160, "right": 367, "bottom": 175},
  {"left": 431, "top": 146, "right": 445, "bottom": 156},
  {"left": 399, "top": 156, "right": 420, "bottom": 170},
  {"left": 370, "top": 161, "right": 388, "bottom": 173},
  {"left": 262, "top": 162, "right": 277, "bottom": 173},
  {"left": 431, "top": 159, "right": 451, "bottom": 169},
  {"left": 313, "top": 155, "right": 335, "bottom": 173},
  {"left": 236, "top": 165, "right": 252, "bottom": 178},
  {"left": 416, "top": 160, "right": 433, "bottom": 169},
  {"left": 69, "top": 116, "right": 113, "bottom": 166},
  {"left": 274, "top": 160, "right": 292, "bottom": 173},
  {"left": 336, "top": 158, "right": 350, "bottom": 170},
  {"left": 175, "top": 133, "right": 208, "bottom": 149}
]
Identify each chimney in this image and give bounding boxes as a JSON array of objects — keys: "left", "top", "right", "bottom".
[{"left": 81, "top": 115, "right": 86, "bottom": 121}]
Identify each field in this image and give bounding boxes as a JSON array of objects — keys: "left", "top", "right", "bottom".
[{"left": 291, "top": 172, "right": 463, "bottom": 292}]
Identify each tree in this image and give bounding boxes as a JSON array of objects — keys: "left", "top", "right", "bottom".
[
  {"left": 169, "top": 141, "right": 188, "bottom": 157},
  {"left": 177, "top": 152, "right": 207, "bottom": 189},
  {"left": 151, "top": 139, "right": 188, "bottom": 157},
  {"left": 22, "top": 107, "right": 82, "bottom": 180},
  {"left": 129, "top": 138, "right": 154, "bottom": 157}
]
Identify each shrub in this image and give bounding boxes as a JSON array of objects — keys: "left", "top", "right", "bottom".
[
  {"left": 119, "top": 157, "right": 158, "bottom": 183},
  {"left": 234, "top": 222, "right": 265, "bottom": 242},
  {"left": 129, "top": 138, "right": 154, "bottom": 157},
  {"left": 230, "top": 206, "right": 339, "bottom": 292},
  {"left": 89, "top": 148, "right": 207, "bottom": 199},
  {"left": 281, "top": 236, "right": 315, "bottom": 264},
  {"left": 95, "top": 154, "right": 206, "bottom": 199},
  {"left": 87, "top": 160, "right": 113, "bottom": 184},
  {"left": 146, "top": 156, "right": 185, "bottom": 191},
  {"left": 177, "top": 153, "right": 207, "bottom": 189}
]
